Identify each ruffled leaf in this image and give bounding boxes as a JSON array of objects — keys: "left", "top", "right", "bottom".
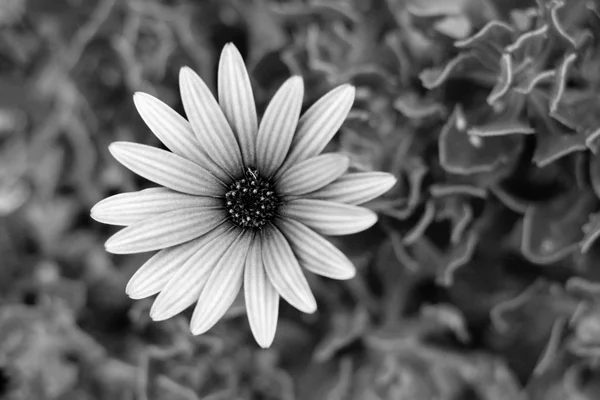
[
  {"left": 439, "top": 106, "right": 523, "bottom": 174},
  {"left": 521, "top": 189, "right": 596, "bottom": 264}
]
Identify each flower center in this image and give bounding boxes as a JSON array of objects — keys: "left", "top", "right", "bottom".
[{"left": 225, "top": 168, "right": 279, "bottom": 229}]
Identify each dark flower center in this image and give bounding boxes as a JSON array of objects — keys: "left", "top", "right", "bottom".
[{"left": 225, "top": 168, "right": 279, "bottom": 229}]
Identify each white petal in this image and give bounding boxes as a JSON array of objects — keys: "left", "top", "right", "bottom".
[
  {"left": 279, "top": 85, "right": 355, "bottom": 172},
  {"left": 179, "top": 67, "right": 243, "bottom": 176},
  {"left": 133, "top": 92, "right": 229, "bottom": 181},
  {"left": 91, "top": 188, "right": 221, "bottom": 226},
  {"left": 261, "top": 225, "right": 317, "bottom": 313},
  {"left": 280, "top": 199, "right": 377, "bottom": 236},
  {"left": 109, "top": 142, "right": 225, "bottom": 196},
  {"left": 218, "top": 43, "right": 258, "bottom": 167},
  {"left": 149, "top": 225, "right": 238, "bottom": 321},
  {"left": 105, "top": 207, "right": 226, "bottom": 254},
  {"left": 125, "top": 223, "right": 231, "bottom": 299},
  {"left": 244, "top": 238, "right": 279, "bottom": 348},
  {"left": 190, "top": 231, "right": 253, "bottom": 334},
  {"left": 276, "top": 218, "right": 355, "bottom": 280},
  {"left": 255, "top": 76, "right": 304, "bottom": 177},
  {"left": 306, "top": 172, "right": 397, "bottom": 205},
  {"left": 275, "top": 154, "right": 349, "bottom": 196}
]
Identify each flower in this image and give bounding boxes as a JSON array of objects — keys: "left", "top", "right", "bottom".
[{"left": 91, "top": 43, "right": 396, "bottom": 348}]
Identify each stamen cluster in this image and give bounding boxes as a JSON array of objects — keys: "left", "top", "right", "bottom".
[{"left": 225, "top": 168, "right": 279, "bottom": 229}]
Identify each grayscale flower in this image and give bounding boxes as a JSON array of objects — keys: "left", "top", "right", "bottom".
[{"left": 91, "top": 43, "right": 396, "bottom": 348}]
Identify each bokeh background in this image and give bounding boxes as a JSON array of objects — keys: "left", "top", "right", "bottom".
[{"left": 2, "top": 0, "right": 600, "bottom": 399}]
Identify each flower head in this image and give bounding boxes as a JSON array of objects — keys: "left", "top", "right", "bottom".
[{"left": 91, "top": 43, "right": 396, "bottom": 347}]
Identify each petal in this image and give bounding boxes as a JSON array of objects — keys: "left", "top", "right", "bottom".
[
  {"left": 244, "top": 238, "right": 279, "bottom": 348},
  {"left": 126, "top": 223, "right": 231, "bottom": 299},
  {"left": 279, "top": 85, "right": 355, "bottom": 172},
  {"left": 149, "top": 225, "right": 238, "bottom": 321},
  {"left": 179, "top": 67, "right": 243, "bottom": 176},
  {"left": 262, "top": 225, "right": 317, "bottom": 313},
  {"left": 218, "top": 43, "right": 258, "bottom": 167},
  {"left": 276, "top": 218, "right": 355, "bottom": 280},
  {"left": 275, "top": 153, "right": 349, "bottom": 196},
  {"left": 306, "top": 172, "right": 397, "bottom": 205},
  {"left": 280, "top": 199, "right": 377, "bottom": 236},
  {"left": 105, "top": 207, "right": 226, "bottom": 254},
  {"left": 190, "top": 231, "right": 253, "bottom": 334},
  {"left": 132, "top": 92, "right": 229, "bottom": 181},
  {"left": 91, "top": 188, "right": 221, "bottom": 226},
  {"left": 109, "top": 142, "right": 225, "bottom": 196},
  {"left": 255, "top": 76, "right": 304, "bottom": 177}
]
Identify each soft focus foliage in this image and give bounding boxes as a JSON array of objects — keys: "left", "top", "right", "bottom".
[{"left": 2, "top": 0, "right": 600, "bottom": 399}]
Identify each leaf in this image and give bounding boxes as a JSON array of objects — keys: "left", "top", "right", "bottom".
[
  {"left": 581, "top": 212, "right": 600, "bottom": 253},
  {"left": 437, "top": 230, "right": 479, "bottom": 286},
  {"left": 455, "top": 20, "right": 515, "bottom": 55},
  {"left": 393, "top": 92, "right": 446, "bottom": 119},
  {"left": 313, "top": 307, "right": 369, "bottom": 362},
  {"left": 468, "top": 92, "right": 534, "bottom": 137},
  {"left": 527, "top": 90, "right": 587, "bottom": 167},
  {"left": 521, "top": 189, "right": 596, "bottom": 264},
  {"left": 420, "top": 52, "right": 492, "bottom": 89},
  {"left": 550, "top": 89, "right": 600, "bottom": 151},
  {"left": 439, "top": 105, "right": 524, "bottom": 174},
  {"left": 589, "top": 154, "right": 600, "bottom": 199}
]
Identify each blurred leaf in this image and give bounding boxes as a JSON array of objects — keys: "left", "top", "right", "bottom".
[
  {"left": 521, "top": 188, "right": 596, "bottom": 264},
  {"left": 439, "top": 105, "right": 523, "bottom": 174}
]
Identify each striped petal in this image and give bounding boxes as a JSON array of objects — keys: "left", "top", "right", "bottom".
[
  {"left": 126, "top": 223, "right": 230, "bottom": 299},
  {"left": 262, "top": 225, "right": 317, "bottom": 313},
  {"left": 190, "top": 231, "right": 253, "bottom": 334},
  {"left": 218, "top": 43, "right": 258, "bottom": 167},
  {"left": 244, "top": 238, "right": 279, "bottom": 348},
  {"left": 91, "top": 188, "right": 221, "bottom": 226},
  {"left": 279, "top": 85, "right": 355, "bottom": 172},
  {"left": 280, "top": 199, "right": 377, "bottom": 236},
  {"left": 255, "top": 77, "right": 304, "bottom": 177},
  {"left": 109, "top": 142, "right": 224, "bottom": 196},
  {"left": 306, "top": 172, "right": 397, "bottom": 205},
  {"left": 150, "top": 226, "right": 238, "bottom": 321},
  {"left": 276, "top": 218, "right": 355, "bottom": 280},
  {"left": 133, "top": 92, "right": 229, "bottom": 182},
  {"left": 275, "top": 154, "right": 349, "bottom": 196},
  {"left": 179, "top": 67, "right": 243, "bottom": 176},
  {"left": 105, "top": 207, "right": 226, "bottom": 254}
]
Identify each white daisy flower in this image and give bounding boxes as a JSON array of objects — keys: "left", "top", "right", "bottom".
[{"left": 91, "top": 43, "right": 396, "bottom": 348}]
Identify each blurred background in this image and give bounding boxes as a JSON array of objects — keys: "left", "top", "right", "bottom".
[{"left": 2, "top": 0, "right": 600, "bottom": 399}]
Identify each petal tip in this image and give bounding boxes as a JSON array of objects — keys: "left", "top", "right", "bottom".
[{"left": 256, "top": 335, "right": 275, "bottom": 348}]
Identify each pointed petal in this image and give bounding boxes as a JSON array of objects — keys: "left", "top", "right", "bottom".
[
  {"left": 276, "top": 218, "right": 355, "bottom": 280},
  {"left": 275, "top": 154, "right": 349, "bottom": 196},
  {"left": 262, "top": 225, "right": 317, "bottom": 313},
  {"left": 132, "top": 92, "right": 229, "bottom": 181},
  {"left": 109, "top": 142, "right": 224, "bottom": 196},
  {"left": 218, "top": 43, "right": 258, "bottom": 167},
  {"left": 244, "top": 238, "right": 279, "bottom": 348},
  {"left": 125, "top": 223, "right": 230, "bottom": 299},
  {"left": 280, "top": 85, "right": 355, "bottom": 172},
  {"left": 255, "top": 76, "right": 304, "bottom": 177},
  {"left": 190, "top": 231, "right": 253, "bottom": 334},
  {"left": 179, "top": 67, "right": 243, "bottom": 176},
  {"left": 306, "top": 172, "right": 397, "bottom": 205},
  {"left": 91, "top": 188, "right": 221, "bottom": 226},
  {"left": 105, "top": 207, "right": 226, "bottom": 254},
  {"left": 280, "top": 199, "right": 377, "bottom": 236},
  {"left": 149, "top": 225, "right": 238, "bottom": 321}
]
